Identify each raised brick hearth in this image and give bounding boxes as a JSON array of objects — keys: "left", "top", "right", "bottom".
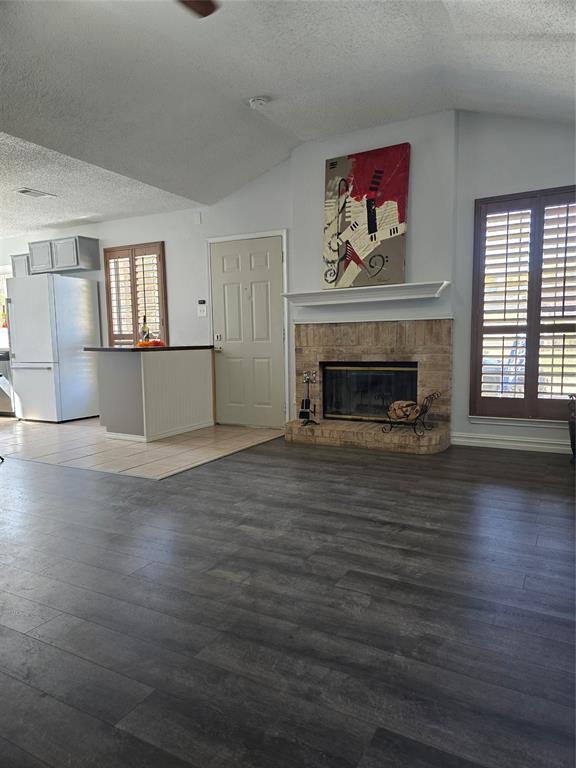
[{"left": 286, "top": 319, "right": 453, "bottom": 454}]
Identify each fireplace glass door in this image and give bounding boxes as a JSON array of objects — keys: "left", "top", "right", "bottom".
[{"left": 322, "top": 361, "right": 417, "bottom": 421}]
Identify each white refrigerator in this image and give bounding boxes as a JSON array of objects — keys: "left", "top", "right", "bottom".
[{"left": 7, "top": 274, "right": 101, "bottom": 422}]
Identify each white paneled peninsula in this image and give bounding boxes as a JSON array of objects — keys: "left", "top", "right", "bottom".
[{"left": 86, "top": 346, "right": 214, "bottom": 441}]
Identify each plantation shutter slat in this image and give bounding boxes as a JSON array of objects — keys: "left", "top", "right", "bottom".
[
  {"left": 537, "top": 201, "right": 576, "bottom": 401},
  {"left": 104, "top": 242, "right": 169, "bottom": 347},
  {"left": 106, "top": 249, "right": 135, "bottom": 346},
  {"left": 538, "top": 332, "right": 576, "bottom": 399},
  {"left": 477, "top": 208, "right": 531, "bottom": 401},
  {"left": 539, "top": 203, "right": 576, "bottom": 326},
  {"left": 134, "top": 251, "right": 163, "bottom": 340},
  {"left": 471, "top": 186, "right": 576, "bottom": 420},
  {"left": 482, "top": 213, "right": 531, "bottom": 313}
]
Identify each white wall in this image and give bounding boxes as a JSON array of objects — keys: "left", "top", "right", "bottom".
[
  {"left": 1, "top": 110, "right": 574, "bottom": 450},
  {"left": 0, "top": 160, "right": 292, "bottom": 346},
  {"left": 290, "top": 110, "right": 456, "bottom": 323},
  {"left": 452, "top": 112, "right": 575, "bottom": 451}
]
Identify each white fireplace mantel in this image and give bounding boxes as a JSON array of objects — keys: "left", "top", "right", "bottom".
[{"left": 283, "top": 281, "right": 450, "bottom": 307}]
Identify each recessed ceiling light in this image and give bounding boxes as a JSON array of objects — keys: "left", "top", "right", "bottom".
[{"left": 15, "top": 187, "right": 57, "bottom": 198}]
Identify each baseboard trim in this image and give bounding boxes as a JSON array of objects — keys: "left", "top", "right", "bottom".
[
  {"left": 468, "top": 416, "right": 566, "bottom": 429},
  {"left": 147, "top": 421, "right": 215, "bottom": 441},
  {"left": 105, "top": 431, "right": 147, "bottom": 442},
  {"left": 451, "top": 431, "right": 572, "bottom": 454},
  {"left": 105, "top": 421, "right": 215, "bottom": 443}
]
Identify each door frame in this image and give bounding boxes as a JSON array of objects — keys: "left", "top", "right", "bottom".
[{"left": 206, "top": 230, "right": 289, "bottom": 425}]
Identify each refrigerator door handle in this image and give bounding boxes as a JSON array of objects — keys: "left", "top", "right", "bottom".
[
  {"left": 5, "top": 298, "right": 14, "bottom": 360},
  {"left": 11, "top": 365, "right": 53, "bottom": 370}
]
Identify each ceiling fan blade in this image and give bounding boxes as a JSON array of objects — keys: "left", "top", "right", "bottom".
[{"left": 178, "top": 0, "right": 219, "bottom": 17}]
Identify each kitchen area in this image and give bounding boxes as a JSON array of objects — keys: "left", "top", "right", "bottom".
[
  {"left": 0, "top": 235, "right": 282, "bottom": 479},
  {"left": 0, "top": 236, "right": 102, "bottom": 424}
]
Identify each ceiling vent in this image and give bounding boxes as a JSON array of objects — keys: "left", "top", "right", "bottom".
[
  {"left": 248, "top": 96, "right": 271, "bottom": 110},
  {"left": 15, "top": 187, "right": 56, "bottom": 198}
]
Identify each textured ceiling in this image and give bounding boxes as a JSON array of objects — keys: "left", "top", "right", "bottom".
[
  {"left": 0, "top": 133, "right": 198, "bottom": 236},
  {"left": 0, "top": 0, "right": 574, "bottom": 212}
]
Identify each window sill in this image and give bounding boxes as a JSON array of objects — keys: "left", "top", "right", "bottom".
[{"left": 468, "top": 416, "right": 567, "bottom": 429}]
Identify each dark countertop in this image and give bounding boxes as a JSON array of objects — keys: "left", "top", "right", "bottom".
[{"left": 85, "top": 345, "right": 214, "bottom": 352}]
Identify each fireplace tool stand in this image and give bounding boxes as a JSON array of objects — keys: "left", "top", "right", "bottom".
[
  {"left": 382, "top": 391, "right": 441, "bottom": 437},
  {"left": 299, "top": 371, "right": 318, "bottom": 426}
]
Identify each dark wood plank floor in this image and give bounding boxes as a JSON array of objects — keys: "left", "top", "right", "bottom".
[{"left": 0, "top": 439, "right": 573, "bottom": 768}]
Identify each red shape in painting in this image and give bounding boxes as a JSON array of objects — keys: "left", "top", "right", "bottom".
[
  {"left": 342, "top": 242, "right": 368, "bottom": 274},
  {"left": 347, "top": 142, "right": 410, "bottom": 223}
]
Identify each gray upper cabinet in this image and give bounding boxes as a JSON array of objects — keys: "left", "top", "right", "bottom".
[
  {"left": 52, "top": 237, "right": 78, "bottom": 270},
  {"left": 11, "top": 253, "right": 30, "bottom": 278},
  {"left": 28, "top": 240, "right": 53, "bottom": 273},
  {"left": 28, "top": 236, "right": 100, "bottom": 274}
]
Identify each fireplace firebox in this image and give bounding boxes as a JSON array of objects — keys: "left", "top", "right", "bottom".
[{"left": 322, "top": 361, "right": 417, "bottom": 422}]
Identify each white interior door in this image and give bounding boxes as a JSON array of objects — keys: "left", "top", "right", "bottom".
[{"left": 210, "top": 236, "right": 285, "bottom": 428}]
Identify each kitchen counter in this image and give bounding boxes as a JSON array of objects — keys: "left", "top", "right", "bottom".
[
  {"left": 85, "top": 345, "right": 214, "bottom": 352},
  {"left": 86, "top": 346, "right": 214, "bottom": 441}
]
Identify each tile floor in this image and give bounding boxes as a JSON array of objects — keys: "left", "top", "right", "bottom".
[{"left": 0, "top": 418, "right": 284, "bottom": 479}]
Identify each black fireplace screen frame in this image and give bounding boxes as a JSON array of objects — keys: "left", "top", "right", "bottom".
[{"left": 321, "top": 361, "right": 418, "bottom": 422}]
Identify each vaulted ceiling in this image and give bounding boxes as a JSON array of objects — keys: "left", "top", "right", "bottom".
[{"left": 0, "top": 0, "right": 573, "bottom": 230}]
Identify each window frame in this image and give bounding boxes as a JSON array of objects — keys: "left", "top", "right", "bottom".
[
  {"left": 470, "top": 185, "right": 576, "bottom": 421},
  {"left": 103, "top": 241, "right": 169, "bottom": 347}
]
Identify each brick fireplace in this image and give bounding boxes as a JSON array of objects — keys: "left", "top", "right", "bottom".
[{"left": 286, "top": 319, "right": 453, "bottom": 454}]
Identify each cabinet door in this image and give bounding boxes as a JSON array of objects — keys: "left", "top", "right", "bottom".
[
  {"left": 11, "top": 254, "right": 29, "bottom": 277},
  {"left": 29, "top": 241, "right": 53, "bottom": 273},
  {"left": 52, "top": 237, "right": 79, "bottom": 270}
]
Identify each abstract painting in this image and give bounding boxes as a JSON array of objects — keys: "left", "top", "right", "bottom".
[{"left": 323, "top": 142, "right": 410, "bottom": 289}]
